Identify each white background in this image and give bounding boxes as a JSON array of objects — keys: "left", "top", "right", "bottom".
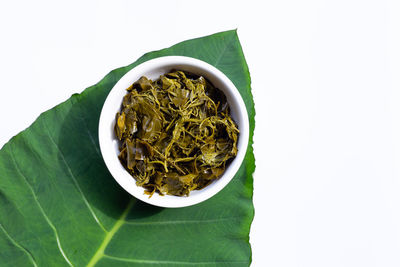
[{"left": 1, "top": 0, "right": 400, "bottom": 266}]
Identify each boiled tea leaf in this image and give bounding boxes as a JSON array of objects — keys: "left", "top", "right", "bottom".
[{"left": 115, "top": 71, "right": 239, "bottom": 197}]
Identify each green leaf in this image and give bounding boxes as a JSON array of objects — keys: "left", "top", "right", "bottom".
[{"left": 0, "top": 30, "right": 255, "bottom": 267}]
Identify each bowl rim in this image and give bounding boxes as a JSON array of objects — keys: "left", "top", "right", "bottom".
[{"left": 98, "top": 56, "right": 249, "bottom": 208}]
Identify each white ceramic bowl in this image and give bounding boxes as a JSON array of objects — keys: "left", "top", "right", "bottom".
[{"left": 98, "top": 56, "right": 249, "bottom": 208}]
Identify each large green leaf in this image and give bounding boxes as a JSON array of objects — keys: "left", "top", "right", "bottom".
[{"left": 0, "top": 30, "right": 255, "bottom": 267}]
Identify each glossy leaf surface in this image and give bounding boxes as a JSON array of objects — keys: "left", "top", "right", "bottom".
[{"left": 0, "top": 30, "right": 255, "bottom": 267}]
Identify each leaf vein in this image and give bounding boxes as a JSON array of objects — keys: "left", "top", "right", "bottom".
[
  {"left": 9, "top": 146, "right": 73, "bottom": 267},
  {"left": 86, "top": 199, "right": 135, "bottom": 267},
  {"left": 124, "top": 217, "right": 242, "bottom": 226},
  {"left": 80, "top": 116, "right": 101, "bottom": 157},
  {"left": 103, "top": 254, "right": 248, "bottom": 265},
  {"left": 75, "top": 98, "right": 102, "bottom": 157},
  {"left": 43, "top": 122, "right": 107, "bottom": 233},
  {"left": 213, "top": 33, "right": 236, "bottom": 68},
  {"left": 0, "top": 223, "right": 38, "bottom": 267}
]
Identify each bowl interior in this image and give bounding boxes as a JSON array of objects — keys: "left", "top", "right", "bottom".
[{"left": 99, "top": 56, "right": 249, "bottom": 208}]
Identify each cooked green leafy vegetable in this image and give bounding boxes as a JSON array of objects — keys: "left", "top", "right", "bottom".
[{"left": 115, "top": 70, "right": 239, "bottom": 196}]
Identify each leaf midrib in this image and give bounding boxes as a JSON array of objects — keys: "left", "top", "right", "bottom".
[{"left": 86, "top": 199, "right": 135, "bottom": 267}]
